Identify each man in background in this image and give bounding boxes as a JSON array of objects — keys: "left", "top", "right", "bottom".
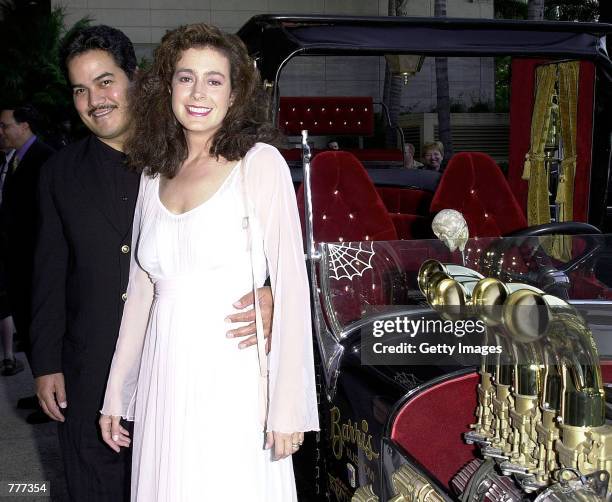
[
  {"left": 403, "top": 142, "right": 423, "bottom": 169},
  {"left": 0, "top": 105, "right": 54, "bottom": 377},
  {"left": 0, "top": 136, "right": 20, "bottom": 376}
]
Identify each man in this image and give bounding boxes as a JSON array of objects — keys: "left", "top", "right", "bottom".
[
  {"left": 403, "top": 142, "right": 423, "bottom": 169},
  {"left": 30, "top": 26, "right": 273, "bottom": 501},
  {"left": 0, "top": 138, "right": 20, "bottom": 376},
  {"left": 0, "top": 142, "right": 15, "bottom": 202},
  {"left": 0, "top": 105, "right": 55, "bottom": 375}
]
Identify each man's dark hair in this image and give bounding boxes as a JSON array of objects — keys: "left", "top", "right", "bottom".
[
  {"left": 60, "top": 25, "right": 137, "bottom": 82},
  {"left": 13, "top": 104, "right": 41, "bottom": 134}
]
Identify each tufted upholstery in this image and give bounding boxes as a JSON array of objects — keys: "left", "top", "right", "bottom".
[
  {"left": 296, "top": 151, "right": 397, "bottom": 244},
  {"left": 278, "top": 97, "right": 374, "bottom": 136},
  {"left": 389, "top": 213, "right": 432, "bottom": 240},
  {"left": 377, "top": 187, "right": 433, "bottom": 215},
  {"left": 280, "top": 147, "right": 403, "bottom": 167},
  {"left": 295, "top": 151, "right": 400, "bottom": 326},
  {"left": 430, "top": 152, "right": 527, "bottom": 238}
]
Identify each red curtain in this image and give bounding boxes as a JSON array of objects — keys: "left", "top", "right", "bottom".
[{"left": 507, "top": 59, "right": 595, "bottom": 222}]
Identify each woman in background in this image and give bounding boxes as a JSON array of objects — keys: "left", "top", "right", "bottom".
[{"left": 422, "top": 140, "right": 445, "bottom": 171}]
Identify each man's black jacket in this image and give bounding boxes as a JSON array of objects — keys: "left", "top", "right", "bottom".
[
  {"left": 30, "top": 135, "right": 140, "bottom": 418},
  {"left": 1, "top": 137, "right": 55, "bottom": 334}
]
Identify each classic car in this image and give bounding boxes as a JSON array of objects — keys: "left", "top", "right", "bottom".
[{"left": 237, "top": 15, "right": 612, "bottom": 502}]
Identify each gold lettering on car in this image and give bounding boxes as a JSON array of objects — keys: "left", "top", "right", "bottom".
[
  {"left": 327, "top": 473, "right": 352, "bottom": 502},
  {"left": 363, "top": 463, "right": 376, "bottom": 483},
  {"left": 331, "top": 407, "right": 380, "bottom": 461}
]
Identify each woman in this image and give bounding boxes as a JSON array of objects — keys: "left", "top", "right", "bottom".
[
  {"left": 99, "top": 23, "right": 319, "bottom": 501},
  {"left": 422, "top": 141, "right": 445, "bottom": 171}
]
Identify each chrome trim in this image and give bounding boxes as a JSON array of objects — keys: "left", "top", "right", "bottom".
[
  {"left": 339, "top": 307, "right": 435, "bottom": 341},
  {"left": 302, "top": 130, "right": 317, "bottom": 262},
  {"left": 272, "top": 48, "right": 306, "bottom": 124},
  {"left": 301, "top": 132, "right": 343, "bottom": 396},
  {"left": 319, "top": 246, "right": 344, "bottom": 341},
  {"left": 569, "top": 299, "right": 612, "bottom": 306}
]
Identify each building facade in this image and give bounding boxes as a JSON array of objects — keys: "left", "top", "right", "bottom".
[{"left": 55, "top": 0, "right": 494, "bottom": 115}]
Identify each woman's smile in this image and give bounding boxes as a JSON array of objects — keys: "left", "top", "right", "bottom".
[{"left": 186, "top": 105, "right": 212, "bottom": 117}]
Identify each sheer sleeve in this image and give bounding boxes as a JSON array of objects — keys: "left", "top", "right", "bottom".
[
  {"left": 101, "top": 173, "right": 154, "bottom": 420},
  {"left": 244, "top": 144, "right": 319, "bottom": 433}
]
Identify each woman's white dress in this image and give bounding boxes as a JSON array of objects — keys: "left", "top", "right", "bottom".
[{"left": 101, "top": 143, "right": 319, "bottom": 502}]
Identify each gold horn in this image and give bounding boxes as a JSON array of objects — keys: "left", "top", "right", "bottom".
[
  {"left": 472, "top": 278, "right": 543, "bottom": 326},
  {"left": 418, "top": 260, "right": 483, "bottom": 308},
  {"left": 502, "top": 288, "right": 604, "bottom": 427},
  {"left": 502, "top": 289, "right": 576, "bottom": 343},
  {"left": 417, "top": 259, "right": 445, "bottom": 297}
]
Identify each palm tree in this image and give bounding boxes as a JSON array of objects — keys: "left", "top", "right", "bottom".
[
  {"left": 434, "top": 0, "right": 453, "bottom": 160},
  {"left": 601, "top": 0, "right": 612, "bottom": 55},
  {"left": 383, "top": 0, "right": 406, "bottom": 147},
  {"left": 0, "top": 0, "right": 91, "bottom": 137},
  {"left": 527, "top": 0, "right": 545, "bottom": 20}
]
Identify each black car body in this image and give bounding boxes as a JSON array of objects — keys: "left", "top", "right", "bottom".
[{"left": 238, "top": 15, "right": 612, "bottom": 502}]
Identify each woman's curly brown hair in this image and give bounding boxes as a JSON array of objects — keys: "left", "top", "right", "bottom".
[{"left": 126, "top": 23, "right": 281, "bottom": 177}]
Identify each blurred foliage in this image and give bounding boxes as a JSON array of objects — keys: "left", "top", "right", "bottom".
[
  {"left": 138, "top": 57, "right": 152, "bottom": 71},
  {"left": 0, "top": 0, "right": 91, "bottom": 142},
  {"left": 468, "top": 100, "right": 495, "bottom": 113},
  {"left": 545, "top": 0, "right": 599, "bottom": 21},
  {"left": 493, "top": 0, "right": 599, "bottom": 112},
  {"left": 449, "top": 101, "right": 466, "bottom": 113},
  {"left": 495, "top": 0, "right": 600, "bottom": 21},
  {"left": 495, "top": 56, "right": 511, "bottom": 112},
  {"left": 495, "top": 0, "right": 528, "bottom": 19}
]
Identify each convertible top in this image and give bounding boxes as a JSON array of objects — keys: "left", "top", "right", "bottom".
[{"left": 237, "top": 14, "right": 612, "bottom": 81}]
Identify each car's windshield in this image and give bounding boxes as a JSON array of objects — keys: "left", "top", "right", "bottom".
[{"left": 315, "top": 234, "right": 612, "bottom": 357}]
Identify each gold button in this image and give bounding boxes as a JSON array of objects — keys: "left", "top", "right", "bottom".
[
  {"left": 121, "top": 293, "right": 128, "bottom": 301},
  {"left": 121, "top": 245, "right": 130, "bottom": 254}
]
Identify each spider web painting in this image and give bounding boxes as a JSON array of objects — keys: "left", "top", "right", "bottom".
[{"left": 327, "top": 242, "right": 376, "bottom": 281}]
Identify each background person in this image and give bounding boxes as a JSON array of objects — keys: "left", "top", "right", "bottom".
[
  {"left": 422, "top": 140, "right": 445, "bottom": 172},
  {"left": 403, "top": 142, "right": 423, "bottom": 169},
  {"left": 0, "top": 105, "right": 54, "bottom": 379},
  {"left": 0, "top": 142, "right": 20, "bottom": 376}
]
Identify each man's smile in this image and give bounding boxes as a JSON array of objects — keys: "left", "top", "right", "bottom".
[{"left": 89, "top": 106, "right": 117, "bottom": 118}]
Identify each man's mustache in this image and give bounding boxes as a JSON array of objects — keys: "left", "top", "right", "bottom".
[{"left": 88, "top": 105, "right": 118, "bottom": 117}]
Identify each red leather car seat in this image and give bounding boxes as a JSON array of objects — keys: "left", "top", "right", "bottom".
[
  {"left": 430, "top": 152, "right": 611, "bottom": 299},
  {"left": 296, "top": 151, "right": 397, "bottom": 244},
  {"left": 430, "top": 152, "right": 527, "bottom": 237},
  {"left": 296, "top": 151, "right": 398, "bottom": 326}
]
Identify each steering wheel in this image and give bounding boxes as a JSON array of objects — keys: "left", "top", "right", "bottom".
[
  {"left": 506, "top": 221, "right": 601, "bottom": 238},
  {"left": 479, "top": 222, "right": 602, "bottom": 298}
]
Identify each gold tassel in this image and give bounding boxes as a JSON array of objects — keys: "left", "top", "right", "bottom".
[
  {"left": 556, "top": 174, "right": 567, "bottom": 204},
  {"left": 522, "top": 154, "right": 531, "bottom": 180},
  {"left": 555, "top": 156, "right": 576, "bottom": 205}
]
